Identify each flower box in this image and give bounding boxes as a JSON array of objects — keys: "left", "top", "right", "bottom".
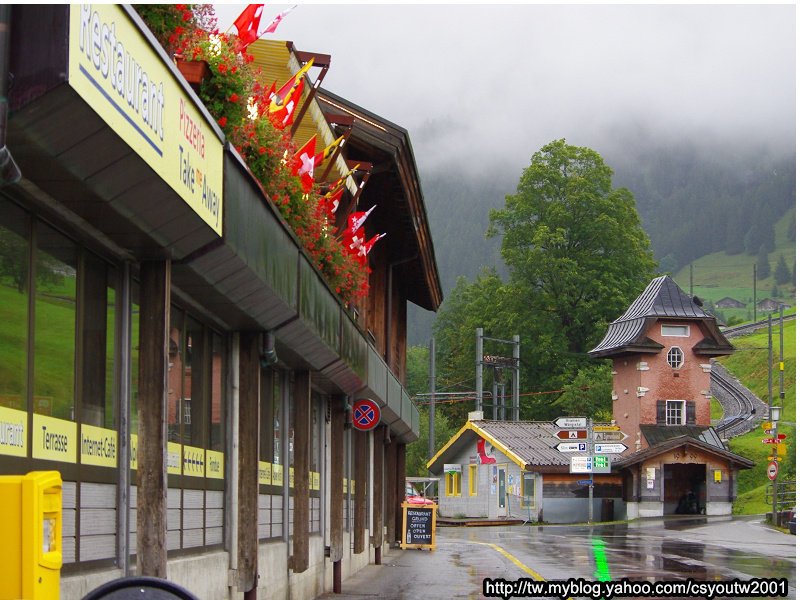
[{"left": 175, "top": 59, "right": 211, "bottom": 90}]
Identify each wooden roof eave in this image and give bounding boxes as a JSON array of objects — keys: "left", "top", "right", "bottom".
[
  {"left": 318, "top": 89, "right": 442, "bottom": 309},
  {"left": 613, "top": 436, "right": 754, "bottom": 470}
]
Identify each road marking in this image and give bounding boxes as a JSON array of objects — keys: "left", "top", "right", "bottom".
[{"left": 467, "top": 540, "right": 575, "bottom": 600}]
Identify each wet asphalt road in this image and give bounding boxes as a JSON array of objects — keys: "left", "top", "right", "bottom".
[{"left": 319, "top": 516, "right": 796, "bottom": 600}]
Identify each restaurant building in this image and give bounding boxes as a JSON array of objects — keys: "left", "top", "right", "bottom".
[{"left": 2, "top": 5, "right": 441, "bottom": 598}]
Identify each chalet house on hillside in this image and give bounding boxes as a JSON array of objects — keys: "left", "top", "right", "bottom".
[
  {"left": 757, "top": 298, "right": 791, "bottom": 313},
  {"left": 714, "top": 297, "right": 746, "bottom": 309},
  {"left": 589, "top": 276, "right": 753, "bottom": 517}
]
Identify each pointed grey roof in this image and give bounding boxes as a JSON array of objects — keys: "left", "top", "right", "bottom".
[{"left": 589, "top": 276, "right": 733, "bottom": 358}]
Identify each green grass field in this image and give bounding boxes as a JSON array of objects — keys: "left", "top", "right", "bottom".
[
  {"left": 717, "top": 320, "right": 796, "bottom": 514},
  {"left": 673, "top": 208, "right": 796, "bottom": 325}
]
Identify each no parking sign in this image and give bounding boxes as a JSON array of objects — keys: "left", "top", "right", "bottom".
[{"left": 352, "top": 398, "right": 381, "bottom": 432}]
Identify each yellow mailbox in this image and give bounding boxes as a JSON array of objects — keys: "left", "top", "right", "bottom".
[{"left": 0, "top": 471, "right": 63, "bottom": 600}]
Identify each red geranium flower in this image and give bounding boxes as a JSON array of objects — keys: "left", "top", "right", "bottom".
[{"left": 218, "top": 116, "right": 228, "bottom": 127}]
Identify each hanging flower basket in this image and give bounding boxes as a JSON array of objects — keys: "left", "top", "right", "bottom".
[{"left": 175, "top": 59, "right": 211, "bottom": 90}]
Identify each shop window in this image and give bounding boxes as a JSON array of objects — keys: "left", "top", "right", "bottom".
[
  {"left": 210, "top": 332, "right": 224, "bottom": 452},
  {"left": 33, "top": 222, "right": 78, "bottom": 421},
  {"left": 522, "top": 473, "right": 535, "bottom": 507},
  {"left": 446, "top": 471, "right": 461, "bottom": 497},
  {"left": 0, "top": 198, "right": 30, "bottom": 412},
  {"left": 79, "top": 254, "right": 117, "bottom": 429},
  {"left": 468, "top": 464, "right": 478, "bottom": 496}
]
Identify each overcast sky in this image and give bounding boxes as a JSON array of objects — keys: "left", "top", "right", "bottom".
[{"left": 214, "top": 3, "right": 796, "bottom": 174}]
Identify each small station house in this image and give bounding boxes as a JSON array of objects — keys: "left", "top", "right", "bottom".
[{"left": 429, "top": 276, "right": 753, "bottom": 523}]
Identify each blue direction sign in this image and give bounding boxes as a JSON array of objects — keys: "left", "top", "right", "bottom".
[
  {"left": 577, "top": 479, "right": 592, "bottom": 486},
  {"left": 352, "top": 398, "right": 381, "bottom": 432}
]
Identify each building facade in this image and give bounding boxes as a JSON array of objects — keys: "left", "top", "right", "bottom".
[
  {"left": 2, "top": 5, "right": 441, "bottom": 599},
  {"left": 427, "top": 417, "right": 625, "bottom": 524},
  {"left": 589, "top": 276, "right": 753, "bottom": 518}
]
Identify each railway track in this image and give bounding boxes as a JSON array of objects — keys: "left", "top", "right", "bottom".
[
  {"left": 722, "top": 313, "right": 795, "bottom": 339},
  {"left": 711, "top": 363, "right": 768, "bottom": 438}
]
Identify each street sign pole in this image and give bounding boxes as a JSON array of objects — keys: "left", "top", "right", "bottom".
[{"left": 588, "top": 418, "right": 594, "bottom": 524}]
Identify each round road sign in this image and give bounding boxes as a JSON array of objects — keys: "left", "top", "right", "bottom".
[
  {"left": 352, "top": 398, "right": 381, "bottom": 432},
  {"left": 767, "top": 461, "right": 779, "bottom": 481}
]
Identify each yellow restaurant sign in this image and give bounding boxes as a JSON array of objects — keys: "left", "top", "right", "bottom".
[
  {"left": 68, "top": 5, "right": 223, "bottom": 235},
  {"left": 258, "top": 461, "right": 272, "bottom": 485},
  {"left": 0, "top": 406, "right": 27, "bottom": 458},
  {"left": 80, "top": 423, "right": 117, "bottom": 468},
  {"left": 206, "top": 449, "right": 224, "bottom": 479},
  {"left": 33, "top": 414, "right": 77, "bottom": 463}
]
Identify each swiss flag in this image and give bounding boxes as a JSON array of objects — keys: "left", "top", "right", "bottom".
[
  {"left": 346, "top": 206, "right": 375, "bottom": 235},
  {"left": 233, "top": 4, "right": 264, "bottom": 47},
  {"left": 291, "top": 136, "right": 317, "bottom": 192}
]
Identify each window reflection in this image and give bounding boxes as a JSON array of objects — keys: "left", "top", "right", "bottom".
[
  {"left": 33, "top": 223, "right": 77, "bottom": 421},
  {"left": 0, "top": 199, "right": 29, "bottom": 411}
]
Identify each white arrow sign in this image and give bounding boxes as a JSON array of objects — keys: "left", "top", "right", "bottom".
[
  {"left": 594, "top": 443, "right": 627, "bottom": 454},
  {"left": 554, "top": 417, "right": 587, "bottom": 429},
  {"left": 555, "top": 442, "right": 588, "bottom": 453},
  {"left": 593, "top": 430, "right": 629, "bottom": 442}
]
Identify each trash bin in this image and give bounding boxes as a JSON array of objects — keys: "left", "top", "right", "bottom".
[{"left": 601, "top": 498, "right": 614, "bottom": 522}]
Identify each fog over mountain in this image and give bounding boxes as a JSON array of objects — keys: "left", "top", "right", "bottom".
[{"left": 213, "top": 3, "right": 796, "bottom": 343}]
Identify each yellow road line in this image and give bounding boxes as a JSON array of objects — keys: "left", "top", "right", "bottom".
[{"left": 468, "top": 540, "right": 574, "bottom": 600}]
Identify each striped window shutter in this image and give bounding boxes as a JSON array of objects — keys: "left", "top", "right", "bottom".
[
  {"left": 686, "top": 401, "right": 696, "bottom": 425},
  {"left": 656, "top": 400, "right": 666, "bottom": 425}
]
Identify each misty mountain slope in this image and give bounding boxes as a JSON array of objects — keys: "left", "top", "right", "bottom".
[{"left": 408, "top": 144, "right": 795, "bottom": 345}]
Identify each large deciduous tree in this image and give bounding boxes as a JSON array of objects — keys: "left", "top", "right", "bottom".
[{"left": 488, "top": 139, "right": 656, "bottom": 355}]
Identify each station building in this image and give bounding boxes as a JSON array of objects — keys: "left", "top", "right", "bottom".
[
  {"left": 1, "top": 5, "right": 441, "bottom": 598},
  {"left": 429, "top": 276, "right": 753, "bottom": 524},
  {"left": 589, "top": 276, "right": 753, "bottom": 517}
]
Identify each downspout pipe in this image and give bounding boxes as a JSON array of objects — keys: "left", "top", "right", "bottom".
[{"left": 0, "top": 4, "right": 22, "bottom": 186}]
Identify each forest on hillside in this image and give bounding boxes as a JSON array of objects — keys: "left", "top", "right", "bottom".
[{"left": 408, "top": 141, "right": 796, "bottom": 345}]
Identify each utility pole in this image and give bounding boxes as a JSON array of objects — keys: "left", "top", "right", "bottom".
[
  {"left": 588, "top": 418, "right": 594, "bottom": 524},
  {"left": 690, "top": 262, "right": 694, "bottom": 298},
  {"left": 512, "top": 335, "right": 520, "bottom": 421},
  {"left": 428, "top": 337, "right": 435, "bottom": 462},
  {"left": 753, "top": 264, "right": 757, "bottom": 322},
  {"left": 779, "top": 306, "right": 784, "bottom": 405},
  {"left": 475, "top": 328, "right": 484, "bottom": 413},
  {"left": 768, "top": 315, "right": 777, "bottom": 525}
]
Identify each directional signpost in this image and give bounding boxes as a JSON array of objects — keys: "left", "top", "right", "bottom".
[
  {"left": 593, "top": 430, "right": 628, "bottom": 442},
  {"left": 555, "top": 442, "right": 587, "bottom": 453},
  {"left": 554, "top": 429, "right": 588, "bottom": 440},
  {"left": 555, "top": 417, "right": 625, "bottom": 523},
  {"left": 594, "top": 443, "right": 627, "bottom": 454},
  {"left": 554, "top": 417, "right": 587, "bottom": 429}
]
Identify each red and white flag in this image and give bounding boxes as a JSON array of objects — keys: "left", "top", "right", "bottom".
[
  {"left": 357, "top": 233, "right": 386, "bottom": 265},
  {"left": 319, "top": 186, "right": 344, "bottom": 220},
  {"left": 233, "top": 4, "right": 264, "bottom": 47},
  {"left": 346, "top": 205, "right": 376, "bottom": 235},
  {"left": 291, "top": 136, "right": 317, "bottom": 192},
  {"left": 263, "top": 5, "right": 297, "bottom": 34},
  {"left": 345, "top": 227, "right": 366, "bottom": 255}
]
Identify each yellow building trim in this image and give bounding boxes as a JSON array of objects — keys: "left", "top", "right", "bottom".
[{"left": 426, "top": 420, "right": 528, "bottom": 471}]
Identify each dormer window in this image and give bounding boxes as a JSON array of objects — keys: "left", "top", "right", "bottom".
[
  {"left": 667, "top": 347, "right": 684, "bottom": 369},
  {"left": 662, "top": 324, "right": 689, "bottom": 337}
]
